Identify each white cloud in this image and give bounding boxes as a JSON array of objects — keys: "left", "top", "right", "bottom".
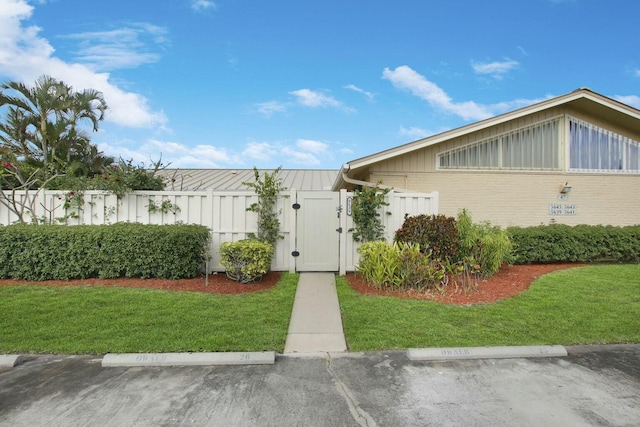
[
  {"left": 243, "top": 142, "right": 277, "bottom": 161},
  {"left": 289, "top": 89, "right": 356, "bottom": 112},
  {"left": 290, "top": 88, "right": 341, "bottom": 108},
  {"left": 242, "top": 138, "right": 336, "bottom": 166},
  {"left": 282, "top": 147, "right": 320, "bottom": 166},
  {"left": 382, "top": 65, "right": 546, "bottom": 121},
  {"left": 102, "top": 136, "right": 340, "bottom": 169},
  {"left": 0, "top": 0, "right": 166, "bottom": 129},
  {"left": 472, "top": 59, "right": 519, "bottom": 79},
  {"left": 399, "top": 126, "right": 434, "bottom": 140},
  {"left": 255, "top": 89, "right": 354, "bottom": 116},
  {"left": 61, "top": 24, "right": 169, "bottom": 71},
  {"left": 614, "top": 95, "right": 640, "bottom": 110},
  {"left": 254, "top": 101, "right": 287, "bottom": 117},
  {"left": 296, "top": 139, "right": 328, "bottom": 154},
  {"left": 100, "top": 139, "right": 239, "bottom": 168},
  {"left": 191, "top": 0, "right": 216, "bottom": 12},
  {"left": 382, "top": 65, "right": 492, "bottom": 120},
  {"left": 344, "top": 84, "right": 375, "bottom": 101}
]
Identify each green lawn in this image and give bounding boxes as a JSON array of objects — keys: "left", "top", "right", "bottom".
[
  {"left": 0, "top": 273, "right": 298, "bottom": 354},
  {"left": 337, "top": 265, "right": 640, "bottom": 351}
]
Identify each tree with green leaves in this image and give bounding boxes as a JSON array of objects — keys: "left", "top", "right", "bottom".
[
  {"left": 0, "top": 75, "right": 109, "bottom": 178},
  {"left": 1, "top": 76, "right": 166, "bottom": 223}
]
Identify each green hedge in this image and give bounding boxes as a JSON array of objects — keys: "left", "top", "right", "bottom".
[
  {"left": 507, "top": 224, "right": 640, "bottom": 264},
  {"left": 0, "top": 223, "right": 211, "bottom": 280}
]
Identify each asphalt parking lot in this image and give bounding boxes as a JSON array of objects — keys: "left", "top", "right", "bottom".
[{"left": 1, "top": 345, "right": 639, "bottom": 426}]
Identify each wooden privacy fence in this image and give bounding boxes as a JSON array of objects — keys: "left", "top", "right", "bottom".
[{"left": 0, "top": 189, "right": 438, "bottom": 274}]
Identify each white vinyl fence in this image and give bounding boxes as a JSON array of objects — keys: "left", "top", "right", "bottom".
[{"left": 0, "top": 189, "right": 438, "bottom": 274}]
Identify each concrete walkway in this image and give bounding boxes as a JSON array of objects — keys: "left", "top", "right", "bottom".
[{"left": 284, "top": 273, "right": 347, "bottom": 354}]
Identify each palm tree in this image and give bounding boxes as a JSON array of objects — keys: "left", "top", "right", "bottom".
[
  {"left": 0, "top": 106, "right": 36, "bottom": 159},
  {"left": 0, "top": 75, "right": 108, "bottom": 177},
  {"left": 0, "top": 75, "right": 70, "bottom": 171},
  {"left": 64, "top": 88, "right": 108, "bottom": 165}
]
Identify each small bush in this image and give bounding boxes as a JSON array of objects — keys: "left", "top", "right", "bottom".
[
  {"left": 396, "top": 246, "right": 446, "bottom": 291},
  {"left": 219, "top": 240, "right": 273, "bottom": 283},
  {"left": 0, "top": 223, "right": 210, "bottom": 280},
  {"left": 394, "top": 214, "right": 459, "bottom": 260},
  {"left": 356, "top": 241, "right": 444, "bottom": 291},
  {"left": 457, "top": 209, "right": 512, "bottom": 276},
  {"left": 508, "top": 224, "right": 640, "bottom": 264},
  {"left": 356, "top": 241, "right": 402, "bottom": 288}
]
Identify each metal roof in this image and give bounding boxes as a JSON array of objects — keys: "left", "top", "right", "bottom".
[{"left": 157, "top": 168, "right": 339, "bottom": 191}]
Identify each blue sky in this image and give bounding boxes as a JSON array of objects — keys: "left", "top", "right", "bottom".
[{"left": 1, "top": 0, "right": 639, "bottom": 170}]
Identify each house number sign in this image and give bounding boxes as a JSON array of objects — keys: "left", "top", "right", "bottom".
[{"left": 548, "top": 204, "right": 576, "bottom": 216}]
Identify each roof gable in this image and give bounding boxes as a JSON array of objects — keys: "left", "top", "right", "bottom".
[{"left": 341, "top": 88, "right": 640, "bottom": 173}]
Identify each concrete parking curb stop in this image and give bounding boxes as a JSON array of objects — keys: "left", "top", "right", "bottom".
[
  {"left": 407, "top": 345, "right": 568, "bottom": 361},
  {"left": 0, "top": 354, "right": 24, "bottom": 368},
  {"left": 0, "top": 346, "right": 573, "bottom": 368},
  {"left": 101, "top": 351, "right": 276, "bottom": 367}
]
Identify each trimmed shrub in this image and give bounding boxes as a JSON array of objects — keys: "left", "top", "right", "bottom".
[
  {"left": 394, "top": 214, "right": 459, "bottom": 261},
  {"left": 0, "top": 223, "right": 210, "bottom": 280},
  {"left": 508, "top": 224, "right": 640, "bottom": 264},
  {"left": 219, "top": 240, "right": 273, "bottom": 283}
]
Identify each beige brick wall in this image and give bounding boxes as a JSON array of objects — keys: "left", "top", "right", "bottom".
[
  {"left": 366, "top": 109, "right": 640, "bottom": 227},
  {"left": 374, "top": 171, "right": 639, "bottom": 227}
]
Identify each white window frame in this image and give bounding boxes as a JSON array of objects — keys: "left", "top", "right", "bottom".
[
  {"left": 567, "top": 116, "right": 640, "bottom": 174},
  {"left": 436, "top": 116, "right": 563, "bottom": 171}
]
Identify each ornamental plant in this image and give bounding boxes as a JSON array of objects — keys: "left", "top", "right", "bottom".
[
  {"left": 219, "top": 240, "right": 274, "bottom": 283},
  {"left": 243, "top": 167, "right": 287, "bottom": 250},
  {"left": 456, "top": 209, "right": 512, "bottom": 276},
  {"left": 394, "top": 213, "right": 459, "bottom": 260},
  {"left": 356, "top": 241, "right": 445, "bottom": 291},
  {"left": 349, "top": 184, "right": 391, "bottom": 242}
]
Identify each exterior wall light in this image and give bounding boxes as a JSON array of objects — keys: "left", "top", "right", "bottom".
[{"left": 560, "top": 183, "right": 572, "bottom": 194}]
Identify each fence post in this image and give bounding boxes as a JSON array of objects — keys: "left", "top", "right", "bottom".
[
  {"left": 288, "top": 189, "right": 297, "bottom": 273},
  {"left": 339, "top": 189, "right": 348, "bottom": 275}
]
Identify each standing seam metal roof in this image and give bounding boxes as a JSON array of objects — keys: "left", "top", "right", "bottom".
[{"left": 156, "top": 169, "right": 340, "bottom": 191}]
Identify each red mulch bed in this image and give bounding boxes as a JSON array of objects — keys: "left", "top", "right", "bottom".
[
  {"left": 346, "top": 263, "right": 585, "bottom": 305},
  {"left": 0, "top": 264, "right": 585, "bottom": 305},
  {"left": 0, "top": 271, "right": 281, "bottom": 294}
]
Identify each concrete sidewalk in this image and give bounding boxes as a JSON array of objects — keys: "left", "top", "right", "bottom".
[{"left": 284, "top": 273, "right": 347, "bottom": 354}]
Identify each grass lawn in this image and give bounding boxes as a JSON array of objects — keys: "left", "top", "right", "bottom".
[
  {"left": 337, "top": 265, "right": 640, "bottom": 351},
  {"left": 0, "top": 273, "right": 298, "bottom": 354}
]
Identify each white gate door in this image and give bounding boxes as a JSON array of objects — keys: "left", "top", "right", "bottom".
[{"left": 294, "top": 191, "right": 340, "bottom": 271}]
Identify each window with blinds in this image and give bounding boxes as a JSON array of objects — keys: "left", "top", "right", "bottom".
[
  {"left": 568, "top": 117, "right": 640, "bottom": 173},
  {"left": 437, "top": 118, "right": 561, "bottom": 170}
]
